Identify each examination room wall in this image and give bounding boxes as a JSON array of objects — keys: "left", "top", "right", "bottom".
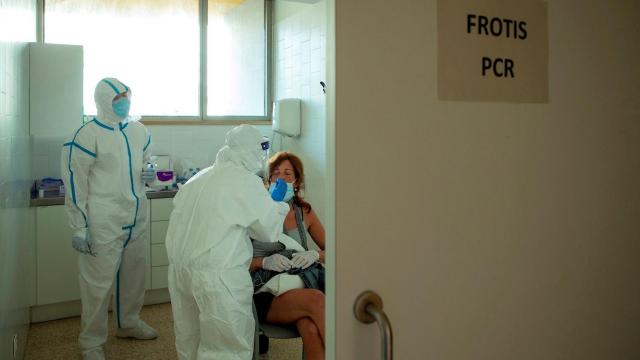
[
  {"left": 0, "top": 1, "right": 37, "bottom": 359},
  {"left": 271, "top": 0, "right": 327, "bottom": 222},
  {"left": 144, "top": 124, "right": 272, "bottom": 171},
  {"left": 31, "top": 125, "right": 279, "bottom": 183}
]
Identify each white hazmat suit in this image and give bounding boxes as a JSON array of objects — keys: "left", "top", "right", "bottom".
[
  {"left": 61, "top": 78, "right": 157, "bottom": 360},
  {"left": 166, "top": 124, "right": 289, "bottom": 360}
]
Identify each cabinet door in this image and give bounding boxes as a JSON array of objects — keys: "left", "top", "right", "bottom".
[
  {"left": 36, "top": 206, "right": 80, "bottom": 305},
  {"left": 150, "top": 198, "right": 174, "bottom": 221},
  {"left": 151, "top": 244, "right": 169, "bottom": 266},
  {"left": 29, "top": 43, "right": 83, "bottom": 137},
  {"left": 151, "top": 221, "right": 169, "bottom": 244},
  {"left": 151, "top": 266, "right": 169, "bottom": 290}
]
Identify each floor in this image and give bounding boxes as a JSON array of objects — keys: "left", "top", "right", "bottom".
[{"left": 24, "top": 302, "right": 302, "bottom": 359}]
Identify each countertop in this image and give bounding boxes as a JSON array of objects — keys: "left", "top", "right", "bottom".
[{"left": 30, "top": 189, "right": 178, "bottom": 207}]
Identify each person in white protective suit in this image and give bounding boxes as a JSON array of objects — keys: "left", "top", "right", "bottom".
[
  {"left": 60, "top": 78, "right": 158, "bottom": 360},
  {"left": 166, "top": 124, "right": 290, "bottom": 360}
]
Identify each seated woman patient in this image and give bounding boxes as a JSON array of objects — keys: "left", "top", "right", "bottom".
[{"left": 250, "top": 151, "right": 326, "bottom": 360}]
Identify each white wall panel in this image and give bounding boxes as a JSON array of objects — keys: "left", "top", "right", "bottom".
[{"left": 0, "top": 1, "right": 37, "bottom": 359}]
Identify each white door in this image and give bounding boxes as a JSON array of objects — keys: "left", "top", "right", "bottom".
[{"left": 328, "top": 0, "right": 640, "bottom": 359}]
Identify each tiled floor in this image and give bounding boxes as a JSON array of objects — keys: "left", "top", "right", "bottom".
[{"left": 25, "top": 302, "right": 302, "bottom": 359}]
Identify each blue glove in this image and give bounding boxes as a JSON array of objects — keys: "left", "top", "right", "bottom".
[
  {"left": 142, "top": 163, "right": 156, "bottom": 182},
  {"left": 71, "top": 232, "right": 96, "bottom": 256},
  {"left": 269, "top": 178, "right": 288, "bottom": 201}
]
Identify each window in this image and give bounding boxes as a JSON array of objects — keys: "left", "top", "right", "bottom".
[
  {"left": 208, "top": 0, "right": 265, "bottom": 116},
  {"left": 44, "top": 0, "right": 268, "bottom": 120}
]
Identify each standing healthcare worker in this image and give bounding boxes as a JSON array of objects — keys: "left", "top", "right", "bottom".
[
  {"left": 61, "top": 78, "right": 158, "bottom": 360},
  {"left": 166, "top": 124, "right": 290, "bottom": 360}
]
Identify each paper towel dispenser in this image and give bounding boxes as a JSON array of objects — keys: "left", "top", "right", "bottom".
[{"left": 272, "top": 98, "right": 301, "bottom": 137}]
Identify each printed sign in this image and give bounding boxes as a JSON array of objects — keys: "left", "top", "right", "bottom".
[{"left": 438, "top": 0, "right": 548, "bottom": 103}]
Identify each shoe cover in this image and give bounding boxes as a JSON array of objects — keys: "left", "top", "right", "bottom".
[
  {"left": 116, "top": 320, "right": 158, "bottom": 340},
  {"left": 82, "top": 347, "right": 105, "bottom": 360}
]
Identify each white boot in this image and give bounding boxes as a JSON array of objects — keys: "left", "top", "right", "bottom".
[
  {"left": 82, "top": 347, "right": 105, "bottom": 360},
  {"left": 116, "top": 320, "right": 158, "bottom": 340}
]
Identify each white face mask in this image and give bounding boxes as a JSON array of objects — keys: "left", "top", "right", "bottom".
[
  {"left": 112, "top": 97, "right": 131, "bottom": 118},
  {"left": 282, "top": 182, "right": 295, "bottom": 202},
  {"left": 269, "top": 181, "right": 295, "bottom": 202}
]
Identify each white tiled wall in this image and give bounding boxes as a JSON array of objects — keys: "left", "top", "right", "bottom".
[
  {"left": 31, "top": 136, "right": 66, "bottom": 180},
  {"left": 0, "top": 1, "right": 37, "bottom": 359},
  {"left": 145, "top": 124, "right": 271, "bottom": 173},
  {"left": 32, "top": 125, "right": 277, "bottom": 180},
  {"left": 272, "top": 0, "right": 327, "bottom": 221}
]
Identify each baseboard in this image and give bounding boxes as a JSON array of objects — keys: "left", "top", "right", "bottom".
[
  {"left": 30, "top": 300, "right": 82, "bottom": 323},
  {"left": 143, "top": 288, "right": 171, "bottom": 305},
  {"left": 30, "top": 288, "right": 171, "bottom": 323}
]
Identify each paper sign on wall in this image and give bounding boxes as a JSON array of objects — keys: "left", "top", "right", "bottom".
[{"left": 438, "top": 0, "right": 548, "bottom": 103}]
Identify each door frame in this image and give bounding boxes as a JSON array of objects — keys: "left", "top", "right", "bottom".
[{"left": 324, "top": 0, "right": 336, "bottom": 358}]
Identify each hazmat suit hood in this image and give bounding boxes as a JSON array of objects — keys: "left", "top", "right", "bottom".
[
  {"left": 215, "top": 124, "right": 266, "bottom": 174},
  {"left": 95, "top": 77, "right": 131, "bottom": 125}
]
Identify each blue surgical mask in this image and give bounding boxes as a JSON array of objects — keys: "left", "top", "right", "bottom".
[
  {"left": 269, "top": 181, "right": 295, "bottom": 202},
  {"left": 112, "top": 97, "right": 131, "bottom": 118}
]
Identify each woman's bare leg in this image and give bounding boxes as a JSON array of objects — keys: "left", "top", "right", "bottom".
[
  {"left": 265, "top": 288, "right": 325, "bottom": 342},
  {"left": 296, "top": 317, "right": 324, "bottom": 360}
]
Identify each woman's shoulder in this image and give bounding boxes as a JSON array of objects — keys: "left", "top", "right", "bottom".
[
  {"left": 301, "top": 203, "right": 319, "bottom": 221},
  {"left": 302, "top": 206, "right": 324, "bottom": 235}
]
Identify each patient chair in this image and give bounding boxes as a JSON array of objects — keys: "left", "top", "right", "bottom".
[{"left": 252, "top": 300, "right": 303, "bottom": 359}]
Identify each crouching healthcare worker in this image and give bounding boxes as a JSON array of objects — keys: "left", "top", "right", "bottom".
[
  {"left": 165, "top": 124, "right": 290, "bottom": 360},
  {"left": 60, "top": 78, "right": 158, "bottom": 360}
]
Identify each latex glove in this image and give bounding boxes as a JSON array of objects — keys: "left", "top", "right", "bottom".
[
  {"left": 269, "top": 178, "right": 287, "bottom": 202},
  {"left": 291, "top": 250, "right": 319, "bottom": 269},
  {"left": 71, "top": 232, "right": 96, "bottom": 256},
  {"left": 262, "top": 254, "right": 293, "bottom": 272},
  {"left": 142, "top": 163, "right": 156, "bottom": 182}
]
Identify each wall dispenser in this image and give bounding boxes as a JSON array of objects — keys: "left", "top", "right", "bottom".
[{"left": 272, "top": 98, "right": 301, "bottom": 137}]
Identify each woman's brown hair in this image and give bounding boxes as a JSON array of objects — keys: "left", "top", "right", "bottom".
[{"left": 268, "top": 151, "right": 312, "bottom": 213}]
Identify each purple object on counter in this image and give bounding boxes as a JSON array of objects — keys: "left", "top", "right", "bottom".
[{"left": 156, "top": 171, "right": 174, "bottom": 181}]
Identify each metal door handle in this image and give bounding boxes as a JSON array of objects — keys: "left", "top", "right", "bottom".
[{"left": 354, "top": 290, "right": 393, "bottom": 360}]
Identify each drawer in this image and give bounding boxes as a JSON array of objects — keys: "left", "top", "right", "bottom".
[
  {"left": 151, "top": 198, "right": 173, "bottom": 221},
  {"left": 151, "top": 244, "right": 169, "bottom": 266},
  {"left": 151, "top": 266, "right": 169, "bottom": 289},
  {"left": 151, "top": 221, "right": 169, "bottom": 244}
]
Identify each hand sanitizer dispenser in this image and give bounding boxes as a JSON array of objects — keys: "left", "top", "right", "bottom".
[{"left": 272, "top": 98, "right": 301, "bottom": 137}]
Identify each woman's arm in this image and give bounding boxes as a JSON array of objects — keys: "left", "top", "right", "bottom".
[
  {"left": 250, "top": 257, "right": 264, "bottom": 272},
  {"left": 306, "top": 209, "right": 326, "bottom": 263}
]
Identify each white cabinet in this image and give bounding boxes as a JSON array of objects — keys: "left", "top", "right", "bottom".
[
  {"left": 29, "top": 43, "right": 83, "bottom": 137},
  {"left": 34, "top": 201, "right": 167, "bottom": 306},
  {"left": 35, "top": 206, "right": 80, "bottom": 305},
  {"left": 149, "top": 198, "right": 173, "bottom": 289}
]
